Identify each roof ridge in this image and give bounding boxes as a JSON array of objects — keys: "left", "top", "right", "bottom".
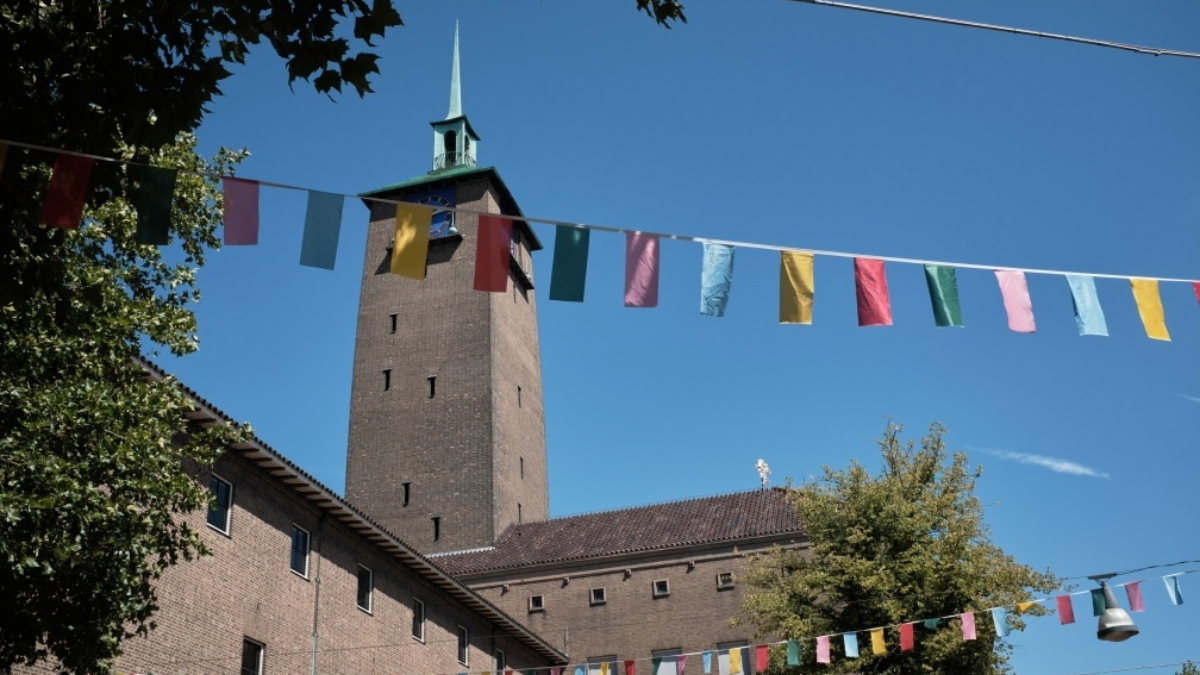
[{"left": 535, "top": 487, "right": 788, "bottom": 525}]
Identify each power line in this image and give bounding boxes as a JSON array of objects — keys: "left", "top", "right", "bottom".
[{"left": 779, "top": 0, "right": 1200, "bottom": 60}]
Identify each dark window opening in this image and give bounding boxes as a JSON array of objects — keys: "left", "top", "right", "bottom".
[
  {"left": 444, "top": 131, "right": 458, "bottom": 165},
  {"left": 207, "top": 475, "right": 232, "bottom": 534},
  {"left": 390, "top": 313, "right": 398, "bottom": 334},
  {"left": 432, "top": 516, "right": 441, "bottom": 541},
  {"left": 716, "top": 572, "right": 735, "bottom": 589},
  {"left": 383, "top": 369, "right": 392, "bottom": 391},
  {"left": 357, "top": 565, "right": 373, "bottom": 612},
  {"left": 457, "top": 626, "right": 469, "bottom": 665},
  {"left": 518, "top": 503, "right": 522, "bottom": 523},
  {"left": 495, "top": 649, "right": 506, "bottom": 673},
  {"left": 402, "top": 482, "right": 411, "bottom": 507},
  {"left": 528, "top": 595, "right": 545, "bottom": 612},
  {"left": 412, "top": 599, "right": 425, "bottom": 641},
  {"left": 590, "top": 587, "right": 607, "bottom": 605},
  {"left": 518, "top": 386, "right": 522, "bottom": 408},
  {"left": 653, "top": 579, "right": 670, "bottom": 597},
  {"left": 427, "top": 376, "right": 436, "bottom": 399},
  {"left": 290, "top": 525, "right": 309, "bottom": 577},
  {"left": 520, "top": 457, "right": 524, "bottom": 479},
  {"left": 241, "top": 639, "right": 264, "bottom": 675}
]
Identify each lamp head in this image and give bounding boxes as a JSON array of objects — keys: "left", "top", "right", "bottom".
[{"left": 1096, "top": 581, "right": 1139, "bottom": 642}]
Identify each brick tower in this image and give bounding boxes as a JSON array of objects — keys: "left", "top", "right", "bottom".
[{"left": 345, "top": 24, "right": 549, "bottom": 553}]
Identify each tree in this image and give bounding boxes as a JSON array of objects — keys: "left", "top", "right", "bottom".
[
  {"left": 1177, "top": 663, "right": 1200, "bottom": 675},
  {"left": 738, "top": 422, "right": 1061, "bottom": 675}
]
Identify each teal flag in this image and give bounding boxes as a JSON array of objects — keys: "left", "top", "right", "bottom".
[
  {"left": 785, "top": 641, "right": 800, "bottom": 666},
  {"left": 924, "top": 264, "right": 964, "bottom": 327},
  {"left": 923, "top": 618, "right": 944, "bottom": 630},
  {"left": 1091, "top": 588, "right": 1106, "bottom": 616},
  {"left": 134, "top": 166, "right": 178, "bottom": 245},
  {"left": 1067, "top": 274, "right": 1109, "bottom": 336},
  {"left": 549, "top": 225, "right": 590, "bottom": 302},
  {"left": 300, "top": 191, "right": 345, "bottom": 270}
]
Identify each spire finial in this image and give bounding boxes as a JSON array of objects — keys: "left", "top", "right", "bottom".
[{"left": 447, "top": 21, "right": 462, "bottom": 119}]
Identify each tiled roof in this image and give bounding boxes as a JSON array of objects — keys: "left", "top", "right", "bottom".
[{"left": 433, "top": 489, "right": 803, "bottom": 576}]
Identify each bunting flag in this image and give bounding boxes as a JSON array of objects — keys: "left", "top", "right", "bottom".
[
  {"left": 625, "top": 232, "right": 660, "bottom": 308},
  {"left": 924, "top": 265, "right": 964, "bottom": 327},
  {"left": 899, "top": 623, "right": 914, "bottom": 651},
  {"left": 1165, "top": 575, "right": 1184, "bottom": 605},
  {"left": 702, "top": 652, "right": 712, "bottom": 674},
  {"left": 779, "top": 251, "right": 815, "bottom": 324},
  {"left": 1066, "top": 275, "right": 1109, "bottom": 336},
  {"left": 961, "top": 612, "right": 977, "bottom": 640},
  {"left": 1056, "top": 595, "right": 1076, "bottom": 625},
  {"left": 677, "top": 655, "right": 689, "bottom": 675},
  {"left": 550, "top": 226, "right": 590, "bottom": 302},
  {"left": 552, "top": 668, "right": 563, "bottom": 675},
  {"left": 221, "top": 176, "right": 260, "bottom": 245},
  {"left": 299, "top": 190, "right": 344, "bottom": 269},
  {"left": 474, "top": 215, "right": 513, "bottom": 292},
  {"left": 1194, "top": 282, "right": 1200, "bottom": 306},
  {"left": 754, "top": 644, "right": 768, "bottom": 672},
  {"left": 785, "top": 640, "right": 800, "bottom": 666},
  {"left": 700, "top": 243, "right": 735, "bottom": 317},
  {"left": 728, "top": 648, "right": 741, "bottom": 675},
  {"left": 652, "top": 658, "right": 661, "bottom": 675},
  {"left": 576, "top": 666, "right": 586, "bottom": 675},
  {"left": 625, "top": 660, "right": 635, "bottom": 675},
  {"left": 815, "top": 637, "right": 830, "bottom": 664},
  {"left": 1016, "top": 601, "right": 1037, "bottom": 614},
  {"left": 854, "top": 258, "right": 893, "bottom": 326},
  {"left": 995, "top": 270, "right": 1036, "bottom": 333},
  {"left": 1090, "top": 589, "right": 1106, "bottom": 617},
  {"left": 133, "top": 166, "right": 178, "bottom": 245},
  {"left": 41, "top": 153, "right": 95, "bottom": 229},
  {"left": 923, "top": 618, "right": 944, "bottom": 630},
  {"left": 601, "top": 663, "right": 609, "bottom": 675},
  {"left": 843, "top": 633, "right": 859, "bottom": 659},
  {"left": 1126, "top": 582, "right": 1144, "bottom": 612},
  {"left": 991, "top": 608, "right": 1009, "bottom": 638},
  {"left": 870, "top": 629, "right": 886, "bottom": 655},
  {"left": 391, "top": 203, "right": 433, "bottom": 279},
  {"left": 1130, "top": 279, "right": 1170, "bottom": 341}
]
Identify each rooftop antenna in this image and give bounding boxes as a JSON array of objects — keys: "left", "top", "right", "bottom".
[{"left": 756, "top": 459, "right": 771, "bottom": 490}]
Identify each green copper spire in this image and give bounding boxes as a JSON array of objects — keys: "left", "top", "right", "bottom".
[{"left": 447, "top": 21, "right": 462, "bottom": 119}]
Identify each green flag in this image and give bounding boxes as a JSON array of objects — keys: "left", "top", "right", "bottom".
[
  {"left": 924, "top": 264, "right": 964, "bottom": 327},
  {"left": 1091, "top": 588, "right": 1106, "bottom": 616},
  {"left": 134, "top": 165, "right": 178, "bottom": 245},
  {"left": 549, "top": 225, "right": 590, "bottom": 302},
  {"left": 786, "top": 640, "right": 801, "bottom": 666}
]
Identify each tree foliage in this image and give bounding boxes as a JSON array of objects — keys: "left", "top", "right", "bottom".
[
  {"left": 1178, "top": 663, "right": 1200, "bottom": 675},
  {"left": 738, "top": 422, "right": 1061, "bottom": 675}
]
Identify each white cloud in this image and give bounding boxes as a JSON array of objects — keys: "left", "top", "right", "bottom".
[
  {"left": 1175, "top": 393, "right": 1200, "bottom": 405},
  {"left": 973, "top": 448, "right": 1110, "bottom": 480}
]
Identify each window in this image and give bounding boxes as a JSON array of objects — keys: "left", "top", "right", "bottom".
[
  {"left": 652, "top": 650, "right": 683, "bottom": 675},
  {"left": 432, "top": 516, "right": 441, "bottom": 541},
  {"left": 290, "top": 525, "right": 310, "bottom": 577},
  {"left": 520, "top": 457, "right": 524, "bottom": 478},
  {"left": 517, "top": 386, "right": 522, "bottom": 408},
  {"left": 518, "top": 503, "right": 522, "bottom": 523},
  {"left": 357, "top": 565, "right": 373, "bottom": 613},
  {"left": 412, "top": 599, "right": 425, "bottom": 641},
  {"left": 495, "top": 649, "right": 506, "bottom": 673},
  {"left": 652, "top": 579, "right": 670, "bottom": 598},
  {"left": 457, "top": 626, "right": 469, "bottom": 665},
  {"left": 240, "top": 639, "right": 264, "bottom": 675},
  {"left": 528, "top": 594, "right": 545, "bottom": 613},
  {"left": 390, "top": 313, "right": 398, "bottom": 334},
  {"left": 427, "top": 376, "right": 436, "bottom": 398},
  {"left": 402, "top": 482, "right": 411, "bottom": 507},
  {"left": 716, "top": 572, "right": 735, "bottom": 590},
  {"left": 207, "top": 475, "right": 232, "bottom": 534},
  {"left": 590, "top": 587, "right": 607, "bottom": 605},
  {"left": 383, "top": 369, "right": 391, "bottom": 391},
  {"left": 718, "top": 642, "right": 750, "bottom": 675}
]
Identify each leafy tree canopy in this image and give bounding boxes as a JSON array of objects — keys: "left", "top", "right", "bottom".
[{"left": 738, "top": 422, "right": 1061, "bottom": 675}]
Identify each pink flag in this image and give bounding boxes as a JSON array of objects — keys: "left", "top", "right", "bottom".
[
  {"left": 1056, "top": 595, "right": 1075, "bottom": 624},
  {"left": 676, "top": 655, "right": 688, "bottom": 675},
  {"left": 961, "top": 612, "right": 977, "bottom": 640},
  {"left": 816, "top": 636, "right": 830, "bottom": 664},
  {"left": 474, "top": 215, "right": 512, "bottom": 292},
  {"left": 1193, "top": 282, "right": 1200, "bottom": 306},
  {"left": 994, "top": 270, "right": 1036, "bottom": 333},
  {"left": 854, "top": 258, "right": 892, "bottom": 326},
  {"left": 754, "top": 645, "right": 768, "bottom": 673},
  {"left": 899, "top": 623, "right": 914, "bottom": 651},
  {"left": 1126, "top": 582, "right": 1145, "bottom": 612},
  {"left": 625, "top": 232, "right": 660, "bottom": 307},
  {"left": 40, "top": 154, "right": 95, "bottom": 229},
  {"left": 553, "top": 669, "right": 563, "bottom": 675},
  {"left": 222, "top": 177, "right": 260, "bottom": 245}
]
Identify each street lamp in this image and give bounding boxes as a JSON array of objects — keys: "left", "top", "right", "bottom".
[{"left": 1090, "top": 575, "right": 1140, "bottom": 642}]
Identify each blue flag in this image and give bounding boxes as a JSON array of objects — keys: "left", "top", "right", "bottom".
[
  {"left": 700, "top": 243, "right": 735, "bottom": 317},
  {"left": 300, "top": 190, "right": 345, "bottom": 270},
  {"left": 702, "top": 652, "right": 712, "bottom": 674},
  {"left": 843, "top": 633, "right": 859, "bottom": 658},
  {"left": 1066, "top": 275, "right": 1109, "bottom": 336},
  {"left": 991, "top": 608, "right": 1010, "bottom": 638},
  {"left": 1165, "top": 575, "right": 1185, "bottom": 605}
]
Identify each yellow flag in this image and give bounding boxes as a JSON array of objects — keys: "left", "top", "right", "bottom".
[
  {"left": 390, "top": 203, "right": 433, "bottom": 279},
  {"left": 779, "top": 251, "right": 814, "bottom": 324},
  {"left": 1130, "top": 279, "right": 1170, "bottom": 341},
  {"left": 729, "top": 648, "right": 742, "bottom": 675},
  {"left": 600, "top": 664, "right": 609, "bottom": 675},
  {"left": 870, "top": 629, "right": 885, "bottom": 655},
  {"left": 1016, "top": 601, "right": 1037, "bottom": 614}
]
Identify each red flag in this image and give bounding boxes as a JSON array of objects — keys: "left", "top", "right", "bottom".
[
  {"left": 624, "top": 660, "right": 635, "bottom": 675},
  {"left": 754, "top": 645, "right": 768, "bottom": 673},
  {"left": 899, "top": 623, "right": 914, "bottom": 651},
  {"left": 222, "top": 176, "right": 260, "bottom": 245},
  {"left": 40, "top": 154, "right": 95, "bottom": 229},
  {"left": 474, "top": 215, "right": 512, "bottom": 292},
  {"left": 854, "top": 258, "right": 893, "bottom": 326},
  {"left": 1056, "top": 595, "right": 1075, "bottom": 625},
  {"left": 1193, "top": 282, "right": 1200, "bottom": 306}
]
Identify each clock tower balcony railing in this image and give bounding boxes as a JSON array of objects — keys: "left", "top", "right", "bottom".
[{"left": 434, "top": 151, "right": 476, "bottom": 171}]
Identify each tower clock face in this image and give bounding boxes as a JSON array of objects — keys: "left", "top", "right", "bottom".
[{"left": 409, "top": 188, "right": 457, "bottom": 239}]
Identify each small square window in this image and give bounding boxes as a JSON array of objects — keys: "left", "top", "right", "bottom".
[
  {"left": 528, "top": 594, "right": 545, "bottom": 612},
  {"left": 207, "top": 475, "right": 233, "bottom": 535},
  {"left": 716, "top": 572, "right": 735, "bottom": 590},
  {"left": 412, "top": 599, "right": 425, "bottom": 641},
  {"left": 357, "top": 565, "right": 373, "bottom": 613},
  {"left": 652, "top": 579, "right": 670, "bottom": 598},
  {"left": 290, "top": 525, "right": 310, "bottom": 577},
  {"left": 590, "top": 587, "right": 607, "bottom": 605},
  {"left": 240, "top": 638, "right": 264, "bottom": 675},
  {"left": 457, "top": 625, "right": 470, "bottom": 665}
]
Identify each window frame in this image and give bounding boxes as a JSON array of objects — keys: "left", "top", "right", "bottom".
[
  {"left": 528, "top": 594, "right": 545, "bottom": 613},
  {"left": 207, "top": 474, "right": 233, "bottom": 536},
  {"left": 590, "top": 587, "right": 607, "bottom": 606},
  {"left": 412, "top": 598, "right": 426, "bottom": 642},
  {"left": 495, "top": 648, "right": 506, "bottom": 673},
  {"left": 356, "top": 565, "right": 374, "bottom": 614},
  {"left": 289, "top": 524, "right": 310, "bottom": 579},
  {"left": 716, "top": 572, "right": 735, "bottom": 590},
  {"left": 240, "top": 638, "right": 264, "bottom": 675},
  {"left": 652, "top": 579, "right": 670, "bottom": 598},
  {"left": 457, "top": 625, "right": 470, "bottom": 666}
]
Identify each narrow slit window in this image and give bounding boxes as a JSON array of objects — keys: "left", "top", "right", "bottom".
[
  {"left": 495, "top": 649, "right": 506, "bottom": 673},
  {"left": 289, "top": 525, "right": 310, "bottom": 577},
  {"left": 520, "top": 457, "right": 524, "bottom": 479},
  {"left": 383, "top": 369, "right": 391, "bottom": 391},
  {"left": 402, "top": 482, "right": 411, "bottom": 507},
  {"left": 427, "top": 376, "right": 436, "bottom": 399},
  {"left": 517, "top": 386, "right": 522, "bottom": 407},
  {"left": 457, "top": 626, "right": 469, "bottom": 665},
  {"left": 432, "top": 516, "right": 441, "bottom": 541},
  {"left": 357, "top": 565, "right": 373, "bottom": 613},
  {"left": 412, "top": 599, "right": 425, "bottom": 641},
  {"left": 207, "top": 475, "right": 233, "bottom": 534},
  {"left": 518, "top": 503, "right": 522, "bottom": 523},
  {"left": 390, "top": 313, "right": 398, "bottom": 334}
]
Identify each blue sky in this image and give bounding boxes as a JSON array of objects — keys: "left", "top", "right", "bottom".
[{"left": 160, "top": 0, "right": 1199, "bottom": 672}]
